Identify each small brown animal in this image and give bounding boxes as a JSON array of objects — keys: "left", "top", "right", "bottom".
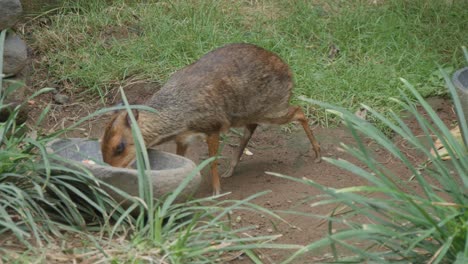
[{"left": 101, "top": 43, "right": 321, "bottom": 195}]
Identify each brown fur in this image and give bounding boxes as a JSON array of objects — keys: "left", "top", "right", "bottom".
[{"left": 101, "top": 43, "right": 321, "bottom": 195}]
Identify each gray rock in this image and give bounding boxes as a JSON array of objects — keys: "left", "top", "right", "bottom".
[
  {"left": 0, "top": 100, "right": 29, "bottom": 125},
  {"left": 0, "top": 0, "right": 22, "bottom": 29},
  {"left": 0, "top": 79, "right": 29, "bottom": 124},
  {"left": 53, "top": 93, "right": 70, "bottom": 104},
  {"left": 3, "top": 33, "right": 28, "bottom": 76}
]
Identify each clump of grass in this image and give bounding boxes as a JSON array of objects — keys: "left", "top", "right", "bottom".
[
  {"left": 273, "top": 50, "right": 468, "bottom": 263},
  {"left": 27, "top": 0, "right": 468, "bottom": 125},
  {"left": 0, "top": 28, "right": 134, "bottom": 250},
  {"left": 123, "top": 189, "right": 298, "bottom": 263}
]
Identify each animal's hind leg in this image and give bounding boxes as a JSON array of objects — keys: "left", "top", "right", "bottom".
[
  {"left": 222, "top": 124, "right": 258, "bottom": 178},
  {"left": 293, "top": 107, "right": 321, "bottom": 162},
  {"left": 266, "top": 106, "right": 321, "bottom": 162}
]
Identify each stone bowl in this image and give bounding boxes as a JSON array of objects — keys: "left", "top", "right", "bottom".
[
  {"left": 47, "top": 138, "right": 202, "bottom": 206},
  {"left": 453, "top": 67, "right": 468, "bottom": 147}
]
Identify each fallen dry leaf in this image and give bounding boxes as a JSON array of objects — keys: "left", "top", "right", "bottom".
[{"left": 430, "top": 125, "right": 465, "bottom": 160}]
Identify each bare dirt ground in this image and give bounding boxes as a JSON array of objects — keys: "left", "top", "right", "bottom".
[{"left": 26, "top": 83, "right": 457, "bottom": 263}]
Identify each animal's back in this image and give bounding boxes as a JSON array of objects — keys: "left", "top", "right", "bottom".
[{"left": 148, "top": 43, "right": 294, "bottom": 131}]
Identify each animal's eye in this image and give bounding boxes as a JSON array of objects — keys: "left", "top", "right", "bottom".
[{"left": 114, "top": 141, "right": 126, "bottom": 155}]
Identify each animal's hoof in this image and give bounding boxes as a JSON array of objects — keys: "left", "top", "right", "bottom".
[
  {"left": 212, "top": 189, "right": 221, "bottom": 196},
  {"left": 222, "top": 167, "right": 234, "bottom": 178},
  {"left": 313, "top": 147, "right": 322, "bottom": 163}
]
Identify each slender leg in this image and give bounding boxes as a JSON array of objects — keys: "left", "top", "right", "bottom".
[
  {"left": 292, "top": 108, "right": 322, "bottom": 162},
  {"left": 176, "top": 142, "right": 188, "bottom": 156},
  {"left": 222, "top": 124, "right": 258, "bottom": 178},
  {"left": 207, "top": 133, "right": 221, "bottom": 195},
  {"left": 264, "top": 106, "right": 321, "bottom": 162}
]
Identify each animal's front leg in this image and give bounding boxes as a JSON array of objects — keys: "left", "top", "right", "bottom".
[
  {"left": 176, "top": 142, "right": 188, "bottom": 156},
  {"left": 222, "top": 124, "right": 258, "bottom": 178},
  {"left": 207, "top": 133, "right": 221, "bottom": 195}
]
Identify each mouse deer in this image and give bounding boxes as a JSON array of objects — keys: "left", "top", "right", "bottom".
[{"left": 101, "top": 43, "right": 321, "bottom": 195}]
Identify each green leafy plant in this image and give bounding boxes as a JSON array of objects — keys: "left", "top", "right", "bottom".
[
  {"left": 0, "top": 28, "right": 135, "bottom": 252},
  {"left": 272, "top": 53, "right": 468, "bottom": 263}
]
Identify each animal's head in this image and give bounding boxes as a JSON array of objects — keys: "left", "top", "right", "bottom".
[{"left": 101, "top": 109, "right": 139, "bottom": 168}]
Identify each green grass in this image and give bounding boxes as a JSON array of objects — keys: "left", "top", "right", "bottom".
[
  {"left": 27, "top": 0, "right": 468, "bottom": 123},
  {"left": 272, "top": 62, "right": 468, "bottom": 262},
  {"left": 1, "top": 28, "right": 133, "bottom": 251}
]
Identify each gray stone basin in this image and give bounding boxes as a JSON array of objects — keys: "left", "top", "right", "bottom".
[
  {"left": 453, "top": 67, "right": 468, "bottom": 147},
  {"left": 47, "top": 138, "right": 202, "bottom": 206}
]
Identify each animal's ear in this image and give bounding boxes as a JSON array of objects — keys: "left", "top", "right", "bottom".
[{"left": 125, "top": 109, "right": 139, "bottom": 127}]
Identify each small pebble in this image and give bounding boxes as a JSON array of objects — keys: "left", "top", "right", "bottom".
[{"left": 53, "top": 93, "right": 70, "bottom": 104}]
